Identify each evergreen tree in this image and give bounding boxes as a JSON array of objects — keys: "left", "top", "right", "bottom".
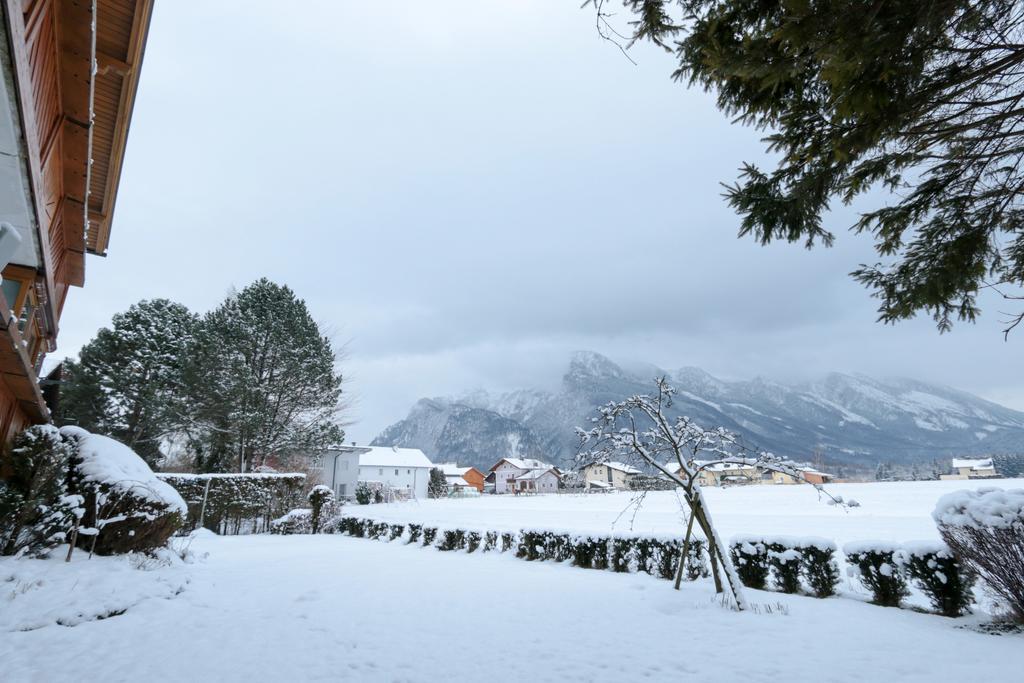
[
  {"left": 593, "top": 1, "right": 1024, "bottom": 334},
  {"left": 183, "top": 279, "right": 344, "bottom": 472},
  {"left": 428, "top": 468, "right": 448, "bottom": 498},
  {"left": 57, "top": 299, "right": 198, "bottom": 466}
]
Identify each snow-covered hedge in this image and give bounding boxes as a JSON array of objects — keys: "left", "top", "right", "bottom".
[
  {"left": 61, "top": 427, "right": 186, "bottom": 555},
  {"left": 727, "top": 536, "right": 843, "bottom": 599},
  {"left": 329, "top": 516, "right": 712, "bottom": 585},
  {"left": 156, "top": 472, "right": 305, "bottom": 535},
  {"left": 843, "top": 541, "right": 909, "bottom": 607},
  {"left": 934, "top": 487, "right": 1024, "bottom": 621},
  {"left": 904, "top": 541, "right": 976, "bottom": 618}
]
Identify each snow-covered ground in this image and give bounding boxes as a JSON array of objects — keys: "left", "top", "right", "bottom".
[
  {"left": 5, "top": 532, "right": 1024, "bottom": 682},
  {"left": 348, "top": 478, "right": 1024, "bottom": 546}
]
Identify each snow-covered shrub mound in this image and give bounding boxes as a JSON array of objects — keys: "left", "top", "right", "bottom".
[
  {"left": 270, "top": 509, "right": 313, "bottom": 535},
  {"left": 61, "top": 426, "right": 185, "bottom": 555},
  {"left": 934, "top": 487, "right": 1024, "bottom": 621}
]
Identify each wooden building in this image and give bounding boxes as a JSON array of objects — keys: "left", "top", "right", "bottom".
[{"left": 0, "top": 0, "right": 152, "bottom": 441}]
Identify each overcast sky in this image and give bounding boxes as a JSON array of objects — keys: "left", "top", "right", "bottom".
[{"left": 54, "top": 1, "right": 1024, "bottom": 441}]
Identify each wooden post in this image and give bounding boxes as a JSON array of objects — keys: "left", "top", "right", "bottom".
[
  {"left": 198, "top": 477, "right": 212, "bottom": 530},
  {"left": 673, "top": 509, "right": 697, "bottom": 590}
]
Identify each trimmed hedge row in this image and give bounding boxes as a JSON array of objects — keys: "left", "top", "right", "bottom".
[
  {"left": 729, "top": 536, "right": 975, "bottom": 616},
  {"left": 329, "top": 517, "right": 711, "bottom": 583},
  {"left": 157, "top": 473, "right": 305, "bottom": 535},
  {"left": 844, "top": 541, "right": 976, "bottom": 616},
  {"left": 730, "top": 536, "right": 841, "bottom": 598}
]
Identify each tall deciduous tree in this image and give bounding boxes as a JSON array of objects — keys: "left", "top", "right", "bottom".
[
  {"left": 183, "top": 279, "right": 344, "bottom": 473},
  {"left": 57, "top": 299, "right": 198, "bottom": 466},
  {"left": 590, "top": 0, "right": 1024, "bottom": 333}
]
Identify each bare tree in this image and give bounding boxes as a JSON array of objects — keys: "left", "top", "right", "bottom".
[{"left": 577, "top": 377, "right": 844, "bottom": 611}]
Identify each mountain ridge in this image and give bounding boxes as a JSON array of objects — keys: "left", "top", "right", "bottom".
[{"left": 372, "top": 351, "right": 1024, "bottom": 472}]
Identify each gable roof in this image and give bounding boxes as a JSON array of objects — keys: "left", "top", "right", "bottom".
[
  {"left": 437, "top": 462, "right": 471, "bottom": 477},
  {"left": 346, "top": 445, "right": 433, "bottom": 468},
  {"left": 490, "top": 457, "right": 554, "bottom": 473},
  {"left": 514, "top": 467, "right": 560, "bottom": 481},
  {"left": 585, "top": 461, "right": 642, "bottom": 475}
]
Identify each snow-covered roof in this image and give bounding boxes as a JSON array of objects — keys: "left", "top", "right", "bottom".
[
  {"left": 354, "top": 446, "right": 433, "bottom": 469},
  {"left": 951, "top": 458, "right": 994, "bottom": 470},
  {"left": 492, "top": 457, "right": 554, "bottom": 472},
  {"left": 514, "top": 467, "right": 559, "bottom": 481},
  {"left": 798, "top": 467, "right": 834, "bottom": 477},
  {"left": 586, "top": 461, "right": 641, "bottom": 475},
  {"left": 438, "top": 462, "right": 471, "bottom": 477},
  {"left": 588, "top": 480, "right": 613, "bottom": 489},
  {"left": 448, "top": 477, "right": 472, "bottom": 488}
]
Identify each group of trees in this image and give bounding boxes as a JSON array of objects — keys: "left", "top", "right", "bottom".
[{"left": 57, "top": 279, "right": 345, "bottom": 473}]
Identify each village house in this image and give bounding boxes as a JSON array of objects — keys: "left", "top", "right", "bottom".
[
  {"left": 358, "top": 446, "right": 434, "bottom": 500},
  {"left": 940, "top": 458, "right": 999, "bottom": 480},
  {"left": 438, "top": 463, "right": 486, "bottom": 493},
  {"left": 489, "top": 458, "right": 561, "bottom": 494},
  {"left": 0, "top": 0, "right": 151, "bottom": 442},
  {"left": 661, "top": 460, "right": 833, "bottom": 487},
  {"left": 316, "top": 447, "right": 362, "bottom": 501},
  {"left": 582, "top": 461, "right": 641, "bottom": 490}
]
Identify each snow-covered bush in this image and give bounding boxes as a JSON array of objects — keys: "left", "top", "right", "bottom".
[
  {"left": 517, "top": 530, "right": 544, "bottom": 560},
  {"left": 406, "top": 523, "right": 422, "bottom": 544},
  {"left": 389, "top": 523, "right": 404, "bottom": 541},
  {"left": 767, "top": 541, "right": 802, "bottom": 594},
  {"left": 500, "top": 532, "right": 515, "bottom": 553},
  {"left": 355, "top": 482, "right": 372, "bottom": 505},
  {"left": 934, "top": 488, "right": 1023, "bottom": 621},
  {"left": 0, "top": 426, "right": 78, "bottom": 557},
  {"left": 157, "top": 472, "right": 304, "bottom": 534},
  {"left": 307, "top": 485, "right": 335, "bottom": 534},
  {"left": 422, "top": 526, "right": 438, "bottom": 546},
  {"left": 730, "top": 537, "right": 770, "bottom": 589},
  {"left": 466, "top": 530, "right": 482, "bottom": 553},
  {"left": 62, "top": 427, "right": 185, "bottom": 555},
  {"left": 633, "top": 537, "right": 657, "bottom": 574},
  {"left": 798, "top": 539, "right": 841, "bottom": 598},
  {"left": 543, "top": 532, "right": 573, "bottom": 562},
  {"left": 611, "top": 538, "right": 633, "bottom": 573},
  {"left": 270, "top": 509, "right": 312, "bottom": 535},
  {"left": 904, "top": 541, "right": 975, "bottom": 617},
  {"left": 571, "top": 534, "right": 609, "bottom": 569},
  {"left": 844, "top": 542, "right": 909, "bottom": 607},
  {"left": 438, "top": 529, "right": 466, "bottom": 551},
  {"left": 483, "top": 531, "right": 498, "bottom": 551}
]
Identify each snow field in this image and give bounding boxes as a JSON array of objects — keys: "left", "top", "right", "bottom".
[
  {"left": 5, "top": 533, "right": 1024, "bottom": 683},
  {"left": 348, "top": 479, "right": 1024, "bottom": 546}
]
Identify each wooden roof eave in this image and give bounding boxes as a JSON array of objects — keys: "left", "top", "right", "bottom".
[{"left": 86, "top": 0, "right": 153, "bottom": 257}]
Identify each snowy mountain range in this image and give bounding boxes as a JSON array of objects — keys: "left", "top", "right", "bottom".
[{"left": 372, "top": 351, "right": 1024, "bottom": 471}]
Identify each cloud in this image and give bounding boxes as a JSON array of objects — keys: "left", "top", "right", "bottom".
[{"left": 53, "top": 1, "right": 1024, "bottom": 442}]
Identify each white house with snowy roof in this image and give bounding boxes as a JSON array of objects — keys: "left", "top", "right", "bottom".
[
  {"left": 941, "top": 457, "right": 998, "bottom": 480},
  {"left": 321, "top": 445, "right": 434, "bottom": 500},
  {"left": 582, "top": 461, "right": 641, "bottom": 490},
  {"left": 489, "top": 458, "right": 561, "bottom": 494}
]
